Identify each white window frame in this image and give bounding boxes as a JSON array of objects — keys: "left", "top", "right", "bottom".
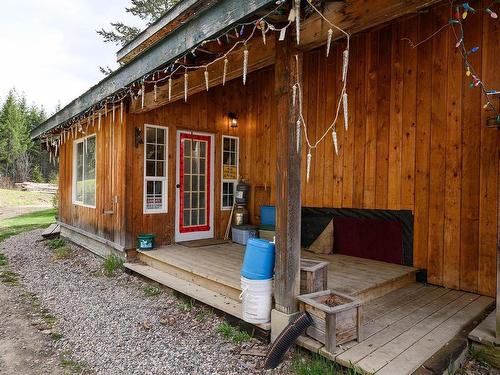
[
  {"left": 143, "top": 124, "right": 168, "bottom": 214},
  {"left": 72, "top": 134, "right": 97, "bottom": 208},
  {"left": 221, "top": 135, "right": 239, "bottom": 210}
]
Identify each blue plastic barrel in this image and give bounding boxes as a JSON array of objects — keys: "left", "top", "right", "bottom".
[
  {"left": 241, "top": 238, "right": 276, "bottom": 280},
  {"left": 260, "top": 205, "right": 276, "bottom": 226}
]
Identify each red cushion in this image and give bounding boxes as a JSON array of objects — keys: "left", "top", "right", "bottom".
[{"left": 333, "top": 216, "right": 403, "bottom": 264}]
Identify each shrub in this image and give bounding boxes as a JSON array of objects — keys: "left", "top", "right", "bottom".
[{"left": 216, "top": 322, "right": 252, "bottom": 343}]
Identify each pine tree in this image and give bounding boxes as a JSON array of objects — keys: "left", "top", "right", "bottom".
[{"left": 97, "top": 0, "right": 180, "bottom": 47}]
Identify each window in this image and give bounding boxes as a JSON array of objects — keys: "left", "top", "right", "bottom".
[
  {"left": 221, "top": 136, "right": 239, "bottom": 210},
  {"left": 144, "top": 125, "right": 168, "bottom": 213},
  {"left": 73, "top": 135, "right": 96, "bottom": 207}
]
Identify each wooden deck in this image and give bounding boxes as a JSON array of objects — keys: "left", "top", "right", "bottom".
[
  {"left": 137, "top": 242, "right": 418, "bottom": 302},
  {"left": 299, "top": 283, "right": 494, "bottom": 374},
  {"left": 125, "top": 242, "right": 494, "bottom": 374}
]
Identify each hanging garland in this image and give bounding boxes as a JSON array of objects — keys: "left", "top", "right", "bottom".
[
  {"left": 41, "top": 0, "right": 353, "bottom": 176},
  {"left": 401, "top": 0, "right": 500, "bottom": 125}
]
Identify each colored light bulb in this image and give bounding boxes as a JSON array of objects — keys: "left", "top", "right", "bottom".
[{"left": 486, "top": 8, "right": 498, "bottom": 18}]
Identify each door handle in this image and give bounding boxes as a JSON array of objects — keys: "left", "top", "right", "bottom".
[{"left": 176, "top": 184, "right": 181, "bottom": 188}]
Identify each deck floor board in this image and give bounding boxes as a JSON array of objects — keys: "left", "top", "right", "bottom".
[{"left": 141, "top": 243, "right": 418, "bottom": 300}]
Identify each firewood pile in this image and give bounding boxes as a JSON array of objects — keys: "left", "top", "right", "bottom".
[{"left": 14, "top": 182, "right": 57, "bottom": 194}]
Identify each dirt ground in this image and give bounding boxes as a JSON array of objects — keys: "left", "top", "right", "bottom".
[{"left": 0, "top": 283, "right": 65, "bottom": 375}]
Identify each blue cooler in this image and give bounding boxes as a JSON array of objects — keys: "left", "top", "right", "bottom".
[{"left": 241, "top": 238, "right": 275, "bottom": 280}]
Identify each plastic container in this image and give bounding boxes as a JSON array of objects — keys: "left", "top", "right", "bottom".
[
  {"left": 260, "top": 205, "right": 276, "bottom": 226},
  {"left": 231, "top": 225, "right": 257, "bottom": 245},
  {"left": 240, "top": 276, "right": 273, "bottom": 324},
  {"left": 259, "top": 229, "right": 275, "bottom": 242},
  {"left": 241, "top": 238, "right": 275, "bottom": 280},
  {"left": 137, "top": 234, "right": 155, "bottom": 250}
]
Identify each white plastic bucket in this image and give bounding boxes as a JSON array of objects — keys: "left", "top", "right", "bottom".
[{"left": 240, "top": 276, "right": 273, "bottom": 324}]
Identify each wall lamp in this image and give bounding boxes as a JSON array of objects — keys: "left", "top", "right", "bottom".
[{"left": 228, "top": 112, "right": 238, "bottom": 128}]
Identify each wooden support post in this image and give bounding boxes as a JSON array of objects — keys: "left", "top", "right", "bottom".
[
  {"left": 274, "top": 32, "right": 302, "bottom": 314},
  {"left": 497, "top": 167, "right": 500, "bottom": 341}
]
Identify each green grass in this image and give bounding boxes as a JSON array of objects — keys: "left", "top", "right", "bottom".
[
  {"left": 216, "top": 322, "right": 252, "bottom": 343},
  {"left": 47, "top": 237, "right": 66, "bottom": 249},
  {"left": 0, "top": 269, "right": 19, "bottom": 285},
  {"left": 293, "top": 353, "right": 366, "bottom": 375},
  {"left": 0, "top": 188, "right": 53, "bottom": 208},
  {"left": 60, "top": 351, "right": 87, "bottom": 374},
  {"left": 177, "top": 297, "right": 195, "bottom": 312},
  {"left": 466, "top": 345, "right": 499, "bottom": 370},
  {"left": 143, "top": 285, "right": 162, "bottom": 297},
  {"left": 42, "top": 312, "right": 57, "bottom": 326},
  {"left": 51, "top": 331, "right": 64, "bottom": 341},
  {"left": 0, "top": 253, "right": 7, "bottom": 266},
  {"left": 53, "top": 245, "right": 73, "bottom": 260},
  {"left": 102, "top": 254, "right": 124, "bottom": 277},
  {"left": 0, "top": 208, "right": 57, "bottom": 242},
  {"left": 195, "top": 307, "right": 214, "bottom": 323}
]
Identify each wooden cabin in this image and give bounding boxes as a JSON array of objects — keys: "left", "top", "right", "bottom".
[{"left": 32, "top": 0, "right": 499, "bottom": 373}]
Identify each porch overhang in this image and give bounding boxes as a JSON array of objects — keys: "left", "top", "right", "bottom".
[{"left": 30, "top": 0, "right": 275, "bottom": 139}]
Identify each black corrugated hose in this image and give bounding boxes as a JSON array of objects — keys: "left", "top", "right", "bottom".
[{"left": 263, "top": 312, "right": 313, "bottom": 369}]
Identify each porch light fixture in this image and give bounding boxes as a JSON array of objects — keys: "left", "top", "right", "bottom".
[{"left": 228, "top": 112, "right": 238, "bottom": 128}]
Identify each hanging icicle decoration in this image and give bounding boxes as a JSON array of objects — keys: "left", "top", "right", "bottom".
[
  {"left": 326, "top": 29, "right": 333, "bottom": 57},
  {"left": 120, "top": 101, "right": 124, "bottom": 126},
  {"left": 223, "top": 58, "right": 228, "bottom": 86},
  {"left": 295, "top": 0, "right": 301, "bottom": 45},
  {"left": 168, "top": 77, "right": 172, "bottom": 101},
  {"left": 342, "top": 49, "right": 349, "bottom": 82},
  {"left": 98, "top": 111, "right": 102, "bottom": 131},
  {"left": 332, "top": 129, "right": 339, "bottom": 155},
  {"left": 154, "top": 83, "right": 157, "bottom": 102},
  {"left": 204, "top": 69, "right": 209, "bottom": 91},
  {"left": 141, "top": 82, "right": 145, "bottom": 109},
  {"left": 112, "top": 105, "right": 115, "bottom": 125},
  {"left": 292, "top": 84, "right": 297, "bottom": 108},
  {"left": 296, "top": 119, "right": 301, "bottom": 153},
  {"left": 184, "top": 70, "right": 189, "bottom": 102},
  {"left": 343, "top": 93, "right": 349, "bottom": 131},
  {"left": 306, "top": 150, "right": 312, "bottom": 182},
  {"left": 260, "top": 20, "right": 267, "bottom": 45},
  {"left": 243, "top": 45, "right": 249, "bottom": 85}
]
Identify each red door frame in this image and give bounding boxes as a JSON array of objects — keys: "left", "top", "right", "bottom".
[{"left": 178, "top": 133, "right": 211, "bottom": 233}]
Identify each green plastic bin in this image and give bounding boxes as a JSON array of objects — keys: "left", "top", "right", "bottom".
[{"left": 137, "top": 234, "right": 155, "bottom": 250}]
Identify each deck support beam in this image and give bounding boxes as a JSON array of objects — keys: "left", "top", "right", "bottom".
[{"left": 273, "top": 31, "right": 302, "bottom": 316}]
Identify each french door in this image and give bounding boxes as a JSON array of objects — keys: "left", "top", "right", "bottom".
[{"left": 175, "top": 131, "right": 214, "bottom": 242}]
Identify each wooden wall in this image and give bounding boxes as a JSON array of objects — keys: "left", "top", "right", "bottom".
[
  {"left": 125, "top": 67, "right": 276, "bottom": 245},
  {"left": 296, "top": 3, "right": 499, "bottom": 296},
  {"left": 58, "top": 1, "right": 498, "bottom": 296},
  {"left": 59, "top": 111, "right": 128, "bottom": 247}
]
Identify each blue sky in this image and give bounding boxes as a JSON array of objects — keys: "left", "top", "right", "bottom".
[{"left": 0, "top": 0, "right": 146, "bottom": 114}]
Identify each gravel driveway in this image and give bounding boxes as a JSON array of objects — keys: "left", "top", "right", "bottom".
[{"left": 0, "top": 230, "right": 293, "bottom": 375}]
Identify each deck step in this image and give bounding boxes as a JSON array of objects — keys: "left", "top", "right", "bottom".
[
  {"left": 124, "top": 262, "right": 270, "bottom": 331},
  {"left": 138, "top": 250, "right": 242, "bottom": 301}
]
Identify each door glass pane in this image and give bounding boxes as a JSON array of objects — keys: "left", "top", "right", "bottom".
[
  {"left": 191, "top": 210, "right": 198, "bottom": 225},
  {"left": 146, "top": 161, "right": 155, "bottom": 176},
  {"left": 192, "top": 175, "right": 198, "bottom": 191},
  {"left": 184, "top": 140, "right": 191, "bottom": 156},
  {"left": 183, "top": 210, "right": 190, "bottom": 226},
  {"left": 199, "top": 209, "right": 206, "bottom": 225}
]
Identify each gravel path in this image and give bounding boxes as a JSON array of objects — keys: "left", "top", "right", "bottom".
[{"left": 0, "top": 230, "right": 293, "bottom": 375}]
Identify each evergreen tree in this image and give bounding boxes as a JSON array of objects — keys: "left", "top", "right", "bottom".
[{"left": 97, "top": 0, "right": 180, "bottom": 47}]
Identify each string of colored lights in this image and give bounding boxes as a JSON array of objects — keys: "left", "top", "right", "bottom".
[{"left": 402, "top": 0, "right": 499, "bottom": 124}]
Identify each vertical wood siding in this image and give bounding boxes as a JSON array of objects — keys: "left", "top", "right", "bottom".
[{"left": 58, "top": 1, "right": 498, "bottom": 296}]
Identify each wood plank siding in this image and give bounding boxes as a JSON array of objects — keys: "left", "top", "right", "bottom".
[{"left": 58, "top": 2, "right": 499, "bottom": 296}]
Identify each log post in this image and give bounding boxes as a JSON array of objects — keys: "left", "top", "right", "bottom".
[
  {"left": 273, "top": 32, "right": 302, "bottom": 316},
  {"left": 497, "top": 164, "right": 500, "bottom": 341}
]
